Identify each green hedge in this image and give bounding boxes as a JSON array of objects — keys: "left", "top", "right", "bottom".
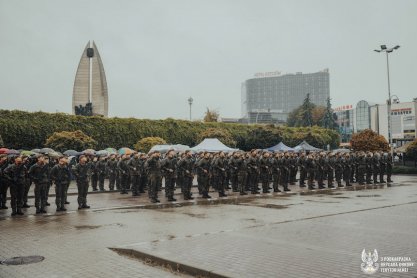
[
  {"left": 392, "top": 166, "right": 417, "bottom": 175},
  {"left": 0, "top": 110, "right": 340, "bottom": 151}
]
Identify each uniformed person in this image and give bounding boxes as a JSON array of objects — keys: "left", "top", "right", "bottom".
[
  {"left": 196, "top": 151, "right": 212, "bottom": 198},
  {"left": 161, "top": 150, "right": 177, "bottom": 201},
  {"left": 334, "top": 152, "right": 344, "bottom": 187},
  {"left": 28, "top": 155, "right": 50, "bottom": 214},
  {"left": 177, "top": 150, "right": 194, "bottom": 200},
  {"left": 118, "top": 154, "right": 130, "bottom": 194},
  {"left": 386, "top": 153, "right": 393, "bottom": 183},
  {"left": 4, "top": 156, "right": 26, "bottom": 215},
  {"left": 259, "top": 152, "right": 271, "bottom": 193},
  {"left": 96, "top": 156, "right": 107, "bottom": 191},
  {"left": 128, "top": 152, "right": 141, "bottom": 196},
  {"left": 271, "top": 152, "right": 281, "bottom": 192},
  {"left": 342, "top": 153, "right": 352, "bottom": 186},
  {"left": 106, "top": 154, "right": 118, "bottom": 190},
  {"left": 90, "top": 156, "right": 99, "bottom": 191},
  {"left": 0, "top": 154, "right": 10, "bottom": 209},
  {"left": 72, "top": 155, "right": 91, "bottom": 209},
  {"left": 146, "top": 151, "right": 162, "bottom": 203},
  {"left": 50, "top": 156, "right": 71, "bottom": 212}
]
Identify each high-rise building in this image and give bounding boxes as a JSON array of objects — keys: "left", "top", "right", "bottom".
[
  {"left": 242, "top": 69, "right": 330, "bottom": 124},
  {"left": 72, "top": 41, "right": 108, "bottom": 117}
]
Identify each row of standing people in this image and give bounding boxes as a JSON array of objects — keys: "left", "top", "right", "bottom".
[{"left": 0, "top": 149, "right": 394, "bottom": 215}]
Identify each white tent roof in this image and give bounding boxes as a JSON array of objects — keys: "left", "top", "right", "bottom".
[
  {"left": 191, "top": 138, "right": 238, "bottom": 153},
  {"left": 148, "top": 144, "right": 190, "bottom": 154},
  {"left": 293, "top": 140, "right": 322, "bottom": 152}
]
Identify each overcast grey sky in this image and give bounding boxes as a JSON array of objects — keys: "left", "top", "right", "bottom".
[{"left": 1, "top": 0, "right": 416, "bottom": 120}]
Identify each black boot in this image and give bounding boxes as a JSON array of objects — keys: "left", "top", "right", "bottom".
[
  {"left": 36, "top": 208, "right": 41, "bottom": 214},
  {"left": 22, "top": 203, "right": 30, "bottom": 208},
  {"left": 11, "top": 208, "right": 17, "bottom": 216},
  {"left": 17, "top": 208, "right": 24, "bottom": 215}
]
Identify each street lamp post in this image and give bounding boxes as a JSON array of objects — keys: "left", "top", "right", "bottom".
[
  {"left": 374, "top": 45, "right": 400, "bottom": 160},
  {"left": 188, "top": 97, "right": 193, "bottom": 121}
]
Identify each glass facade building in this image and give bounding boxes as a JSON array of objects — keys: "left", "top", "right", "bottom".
[
  {"left": 242, "top": 69, "right": 330, "bottom": 124},
  {"left": 355, "top": 100, "right": 372, "bottom": 132}
]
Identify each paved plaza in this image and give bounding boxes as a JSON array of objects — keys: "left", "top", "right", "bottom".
[{"left": 1, "top": 175, "right": 417, "bottom": 277}]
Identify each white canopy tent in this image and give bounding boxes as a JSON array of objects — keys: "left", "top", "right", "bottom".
[
  {"left": 191, "top": 138, "right": 238, "bottom": 153},
  {"left": 148, "top": 144, "right": 190, "bottom": 154},
  {"left": 293, "top": 141, "right": 322, "bottom": 152}
]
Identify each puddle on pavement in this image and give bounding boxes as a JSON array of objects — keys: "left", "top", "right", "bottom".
[
  {"left": 182, "top": 212, "right": 207, "bottom": 218},
  {"left": 305, "top": 199, "right": 340, "bottom": 204},
  {"left": 237, "top": 202, "right": 289, "bottom": 209},
  {"left": 356, "top": 194, "right": 382, "bottom": 198},
  {"left": 74, "top": 225, "right": 101, "bottom": 230}
]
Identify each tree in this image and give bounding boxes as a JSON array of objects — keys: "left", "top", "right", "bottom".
[
  {"left": 0, "top": 134, "right": 3, "bottom": 147},
  {"left": 197, "top": 128, "right": 236, "bottom": 147},
  {"left": 244, "top": 126, "right": 283, "bottom": 150},
  {"left": 322, "top": 97, "right": 337, "bottom": 129},
  {"left": 406, "top": 139, "right": 417, "bottom": 161},
  {"left": 203, "top": 108, "right": 219, "bottom": 122},
  {"left": 312, "top": 106, "right": 326, "bottom": 125},
  {"left": 350, "top": 129, "right": 389, "bottom": 152},
  {"left": 287, "top": 94, "right": 319, "bottom": 127},
  {"left": 45, "top": 130, "right": 97, "bottom": 152},
  {"left": 134, "top": 137, "right": 166, "bottom": 153},
  {"left": 300, "top": 93, "right": 314, "bottom": 127}
]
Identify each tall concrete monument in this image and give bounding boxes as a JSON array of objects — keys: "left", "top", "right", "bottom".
[{"left": 72, "top": 41, "right": 108, "bottom": 117}]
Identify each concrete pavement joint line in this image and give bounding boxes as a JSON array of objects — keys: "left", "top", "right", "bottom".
[
  {"left": 268, "top": 200, "right": 417, "bottom": 226},
  {"left": 110, "top": 247, "right": 230, "bottom": 278}
]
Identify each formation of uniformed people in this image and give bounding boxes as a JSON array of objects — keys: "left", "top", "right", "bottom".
[{"left": 0, "top": 149, "right": 393, "bottom": 216}]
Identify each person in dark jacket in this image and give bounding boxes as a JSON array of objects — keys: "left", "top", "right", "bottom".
[
  {"left": 50, "top": 156, "right": 72, "bottom": 212},
  {"left": 28, "top": 155, "right": 50, "bottom": 214},
  {"left": 3, "top": 156, "right": 26, "bottom": 216},
  {"left": 72, "top": 155, "right": 92, "bottom": 209}
]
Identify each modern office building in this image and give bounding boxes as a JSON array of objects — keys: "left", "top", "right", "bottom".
[
  {"left": 332, "top": 99, "right": 417, "bottom": 147},
  {"left": 72, "top": 41, "right": 109, "bottom": 117},
  {"left": 370, "top": 99, "right": 417, "bottom": 147},
  {"left": 242, "top": 69, "right": 330, "bottom": 124}
]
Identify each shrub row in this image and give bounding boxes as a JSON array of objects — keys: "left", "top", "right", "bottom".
[{"left": 0, "top": 110, "right": 340, "bottom": 151}]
